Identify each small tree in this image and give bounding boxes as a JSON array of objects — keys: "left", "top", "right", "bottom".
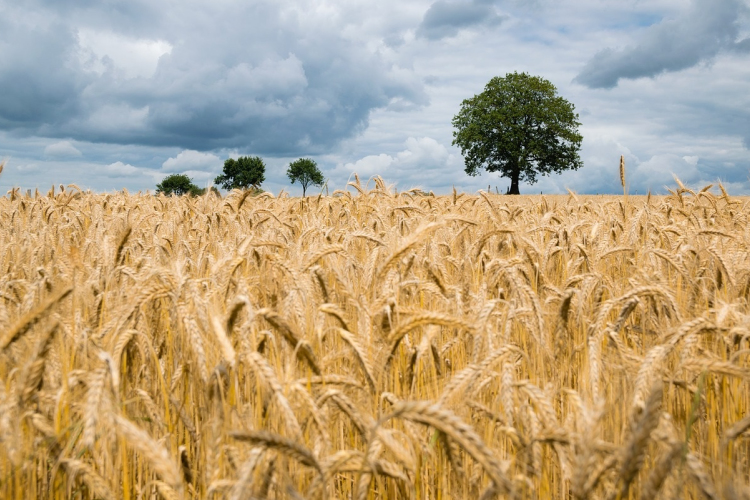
[
  {"left": 287, "top": 158, "right": 324, "bottom": 197},
  {"left": 452, "top": 72, "right": 583, "bottom": 194},
  {"left": 156, "top": 174, "right": 199, "bottom": 196},
  {"left": 214, "top": 156, "right": 266, "bottom": 191}
]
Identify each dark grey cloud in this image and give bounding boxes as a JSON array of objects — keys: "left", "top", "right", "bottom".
[
  {"left": 417, "top": 0, "right": 506, "bottom": 40},
  {"left": 21, "top": 0, "right": 163, "bottom": 37},
  {"left": 575, "top": 0, "right": 749, "bottom": 89},
  {"left": 0, "top": 19, "right": 90, "bottom": 128},
  {"left": 735, "top": 37, "right": 750, "bottom": 52},
  {"left": 0, "top": 1, "right": 427, "bottom": 156}
]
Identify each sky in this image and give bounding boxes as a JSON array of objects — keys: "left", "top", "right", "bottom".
[{"left": 1, "top": 0, "right": 749, "bottom": 196}]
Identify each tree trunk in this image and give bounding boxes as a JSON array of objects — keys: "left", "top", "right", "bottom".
[
  {"left": 302, "top": 184, "right": 307, "bottom": 197},
  {"left": 509, "top": 171, "right": 520, "bottom": 195}
]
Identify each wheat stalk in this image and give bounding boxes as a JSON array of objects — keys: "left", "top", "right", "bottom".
[{"left": 3, "top": 182, "right": 750, "bottom": 499}]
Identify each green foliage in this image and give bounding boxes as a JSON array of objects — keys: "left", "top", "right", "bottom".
[
  {"left": 452, "top": 72, "right": 583, "bottom": 194},
  {"left": 214, "top": 156, "right": 266, "bottom": 190},
  {"left": 156, "top": 174, "right": 200, "bottom": 196},
  {"left": 286, "top": 158, "right": 324, "bottom": 196}
]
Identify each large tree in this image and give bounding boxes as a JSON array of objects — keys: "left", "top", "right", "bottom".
[
  {"left": 214, "top": 156, "right": 266, "bottom": 191},
  {"left": 287, "top": 158, "right": 324, "bottom": 197},
  {"left": 452, "top": 72, "right": 583, "bottom": 194}
]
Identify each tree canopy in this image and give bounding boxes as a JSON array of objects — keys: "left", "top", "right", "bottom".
[
  {"left": 214, "top": 156, "right": 266, "bottom": 191},
  {"left": 452, "top": 72, "right": 583, "bottom": 194},
  {"left": 287, "top": 158, "right": 324, "bottom": 197},
  {"left": 156, "top": 174, "right": 201, "bottom": 196}
]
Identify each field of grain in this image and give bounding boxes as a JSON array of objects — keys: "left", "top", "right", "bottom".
[{"left": 1, "top": 175, "right": 749, "bottom": 499}]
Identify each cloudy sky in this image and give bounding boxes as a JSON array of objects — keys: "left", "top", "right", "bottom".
[{"left": 1, "top": 0, "right": 749, "bottom": 195}]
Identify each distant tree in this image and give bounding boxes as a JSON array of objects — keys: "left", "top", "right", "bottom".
[
  {"left": 452, "top": 72, "right": 583, "bottom": 194},
  {"left": 188, "top": 185, "right": 221, "bottom": 197},
  {"left": 286, "top": 158, "right": 324, "bottom": 196},
  {"left": 156, "top": 174, "right": 199, "bottom": 196},
  {"left": 214, "top": 156, "right": 266, "bottom": 190}
]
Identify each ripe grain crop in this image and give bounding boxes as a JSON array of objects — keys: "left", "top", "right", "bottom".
[{"left": 1, "top": 175, "right": 749, "bottom": 499}]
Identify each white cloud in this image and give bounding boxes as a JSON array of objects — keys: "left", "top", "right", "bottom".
[
  {"left": 342, "top": 137, "right": 453, "bottom": 175},
  {"left": 682, "top": 155, "right": 699, "bottom": 167},
  {"left": 182, "top": 170, "right": 213, "bottom": 183},
  {"left": 162, "top": 150, "right": 222, "bottom": 173},
  {"left": 44, "top": 141, "right": 82, "bottom": 158},
  {"left": 632, "top": 154, "right": 702, "bottom": 190},
  {"left": 342, "top": 153, "right": 396, "bottom": 177},
  {"left": 339, "top": 136, "right": 464, "bottom": 190},
  {"left": 77, "top": 29, "right": 172, "bottom": 79},
  {"left": 104, "top": 161, "right": 140, "bottom": 176},
  {"left": 15, "top": 162, "right": 42, "bottom": 173}
]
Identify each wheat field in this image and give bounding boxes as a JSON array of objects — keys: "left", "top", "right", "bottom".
[{"left": 1, "top": 174, "right": 749, "bottom": 499}]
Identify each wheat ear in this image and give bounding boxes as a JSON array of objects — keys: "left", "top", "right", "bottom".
[
  {"left": 115, "top": 414, "right": 184, "bottom": 494},
  {"left": 83, "top": 363, "right": 110, "bottom": 448},
  {"left": 317, "top": 389, "right": 373, "bottom": 437},
  {"left": 245, "top": 351, "right": 303, "bottom": 440},
  {"left": 640, "top": 442, "right": 682, "bottom": 500},
  {"left": 256, "top": 308, "right": 321, "bottom": 374},
  {"left": 385, "top": 312, "right": 475, "bottom": 369},
  {"left": 0, "top": 287, "right": 72, "bottom": 351},
  {"left": 612, "top": 381, "right": 663, "bottom": 500},
  {"left": 724, "top": 413, "right": 750, "bottom": 441},
  {"left": 19, "top": 322, "right": 59, "bottom": 406},
  {"left": 61, "top": 459, "right": 116, "bottom": 500},
  {"left": 332, "top": 327, "right": 376, "bottom": 392},
  {"left": 228, "top": 448, "right": 266, "bottom": 500},
  {"left": 686, "top": 453, "right": 718, "bottom": 500},
  {"left": 230, "top": 430, "right": 324, "bottom": 477},
  {"left": 376, "top": 401, "right": 513, "bottom": 494},
  {"left": 308, "top": 450, "right": 364, "bottom": 499}
]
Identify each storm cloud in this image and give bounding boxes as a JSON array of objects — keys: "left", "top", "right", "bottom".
[
  {"left": 417, "top": 0, "right": 506, "bottom": 40},
  {"left": 0, "top": 0, "right": 427, "bottom": 155},
  {"left": 575, "top": 0, "right": 750, "bottom": 89}
]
